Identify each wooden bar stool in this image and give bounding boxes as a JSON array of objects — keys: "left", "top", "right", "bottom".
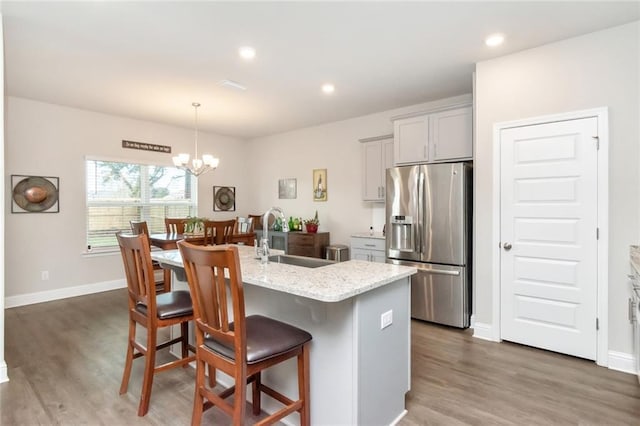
[
  {"left": 178, "top": 242, "right": 312, "bottom": 425},
  {"left": 130, "top": 220, "right": 171, "bottom": 293},
  {"left": 116, "top": 232, "right": 196, "bottom": 416}
]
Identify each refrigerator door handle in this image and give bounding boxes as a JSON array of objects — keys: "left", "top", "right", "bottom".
[
  {"left": 421, "top": 267, "right": 461, "bottom": 276},
  {"left": 417, "top": 171, "right": 423, "bottom": 254}
]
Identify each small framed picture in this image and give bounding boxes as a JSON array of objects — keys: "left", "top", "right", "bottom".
[
  {"left": 11, "top": 175, "right": 60, "bottom": 213},
  {"left": 213, "top": 186, "right": 236, "bottom": 211},
  {"left": 313, "top": 169, "right": 327, "bottom": 202},
  {"left": 279, "top": 178, "right": 297, "bottom": 199}
]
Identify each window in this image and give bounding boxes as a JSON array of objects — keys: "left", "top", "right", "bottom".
[{"left": 86, "top": 159, "right": 197, "bottom": 251}]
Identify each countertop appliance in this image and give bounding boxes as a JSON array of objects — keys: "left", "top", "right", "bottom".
[{"left": 386, "top": 162, "right": 472, "bottom": 328}]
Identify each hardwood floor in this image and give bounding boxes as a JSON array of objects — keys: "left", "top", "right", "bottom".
[
  {"left": 2, "top": 289, "right": 639, "bottom": 425},
  {"left": 400, "top": 321, "right": 640, "bottom": 425}
]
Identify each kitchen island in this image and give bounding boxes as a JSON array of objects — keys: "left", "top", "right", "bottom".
[{"left": 152, "top": 245, "right": 416, "bottom": 426}]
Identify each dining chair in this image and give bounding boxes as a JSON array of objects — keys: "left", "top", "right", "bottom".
[
  {"left": 165, "top": 217, "right": 186, "bottom": 234},
  {"left": 177, "top": 242, "right": 312, "bottom": 425},
  {"left": 130, "top": 220, "right": 171, "bottom": 293},
  {"left": 233, "top": 216, "right": 255, "bottom": 234},
  {"left": 248, "top": 214, "right": 265, "bottom": 230},
  {"left": 203, "top": 219, "right": 235, "bottom": 245},
  {"left": 116, "top": 232, "right": 195, "bottom": 416}
]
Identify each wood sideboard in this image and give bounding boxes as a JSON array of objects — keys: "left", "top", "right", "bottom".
[{"left": 255, "top": 230, "right": 330, "bottom": 258}]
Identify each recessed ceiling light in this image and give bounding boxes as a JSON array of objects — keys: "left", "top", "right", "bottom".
[
  {"left": 322, "top": 83, "right": 335, "bottom": 94},
  {"left": 239, "top": 46, "right": 256, "bottom": 60},
  {"left": 485, "top": 34, "right": 505, "bottom": 47}
]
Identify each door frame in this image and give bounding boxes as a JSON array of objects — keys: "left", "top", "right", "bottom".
[{"left": 491, "top": 107, "right": 609, "bottom": 366}]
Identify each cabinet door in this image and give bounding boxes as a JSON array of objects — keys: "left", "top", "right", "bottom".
[
  {"left": 382, "top": 139, "right": 394, "bottom": 199},
  {"left": 362, "top": 142, "right": 384, "bottom": 201},
  {"left": 362, "top": 138, "right": 394, "bottom": 202},
  {"left": 369, "top": 250, "right": 387, "bottom": 263},
  {"left": 351, "top": 247, "right": 371, "bottom": 261},
  {"left": 430, "top": 106, "right": 472, "bottom": 161},
  {"left": 393, "top": 115, "right": 429, "bottom": 165}
]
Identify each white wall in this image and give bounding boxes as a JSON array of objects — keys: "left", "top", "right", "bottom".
[
  {"left": 474, "top": 21, "right": 639, "bottom": 354},
  {"left": 4, "top": 93, "right": 470, "bottom": 303},
  {"left": 244, "top": 94, "right": 472, "bottom": 246},
  {"left": 4, "top": 97, "right": 247, "bottom": 301}
]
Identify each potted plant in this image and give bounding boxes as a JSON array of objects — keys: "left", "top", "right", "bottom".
[
  {"left": 184, "top": 216, "right": 206, "bottom": 234},
  {"left": 303, "top": 211, "right": 319, "bottom": 233}
]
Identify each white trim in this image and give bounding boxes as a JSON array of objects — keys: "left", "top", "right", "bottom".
[
  {"left": 390, "top": 100, "right": 472, "bottom": 121},
  {"left": 492, "top": 107, "right": 609, "bottom": 365},
  {"left": 472, "top": 322, "right": 499, "bottom": 341},
  {"left": 359, "top": 134, "right": 394, "bottom": 143},
  {"left": 5, "top": 279, "right": 126, "bottom": 309},
  {"left": 389, "top": 409, "right": 408, "bottom": 425},
  {"left": 608, "top": 351, "right": 636, "bottom": 375},
  {"left": 0, "top": 361, "right": 7, "bottom": 383}
]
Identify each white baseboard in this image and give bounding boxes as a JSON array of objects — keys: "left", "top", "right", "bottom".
[
  {"left": 5, "top": 279, "right": 126, "bottom": 308},
  {"left": 608, "top": 350, "right": 636, "bottom": 375},
  {"left": 390, "top": 409, "right": 408, "bottom": 425},
  {"left": 0, "top": 360, "right": 8, "bottom": 383},
  {"left": 472, "top": 321, "right": 499, "bottom": 341}
]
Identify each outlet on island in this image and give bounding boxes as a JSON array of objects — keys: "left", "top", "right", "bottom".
[{"left": 380, "top": 309, "right": 393, "bottom": 329}]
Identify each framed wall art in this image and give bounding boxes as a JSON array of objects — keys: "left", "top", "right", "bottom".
[
  {"left": 11, "top": 175, "right": 60, "bottom": 213},
  {"left": 213, "top": 186, "right": 236, "bottom": 211},
  {"left": 278, "top": 178, "right": 297, "bottom": 199},
  {"left": 312, "top": 169, "right": 327, "bottom": 202}
]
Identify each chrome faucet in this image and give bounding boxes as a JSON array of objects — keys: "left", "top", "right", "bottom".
[{"left": 257, "top": 206, "right": 288, "bottom": 262}]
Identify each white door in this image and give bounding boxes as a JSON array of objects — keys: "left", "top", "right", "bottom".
[{"left": 500, "top": 117, "right": 598, "bottom": 360}]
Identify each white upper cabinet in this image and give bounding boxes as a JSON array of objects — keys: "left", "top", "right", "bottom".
[
  {"left": 430, "top": 106, "right": 473, "bottom": 161},
  {"left": 392, "top": 105, "right": 472, "bottom": 165},
  {"left": 361, "top": 135, "right": 394, "bottom": 202},
  {"left": 393, "top": 115, "right": 429, "bottom": 165}
]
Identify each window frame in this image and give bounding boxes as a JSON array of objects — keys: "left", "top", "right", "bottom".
[{"left": 85, "top": 155, "right": 198, "bottom": 253}]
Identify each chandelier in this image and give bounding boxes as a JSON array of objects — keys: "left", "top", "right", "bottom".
[{"left": 172, "top": 102, "right": 219, "bottom": 177}]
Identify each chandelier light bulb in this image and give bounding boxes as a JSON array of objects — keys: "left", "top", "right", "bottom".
[{"left": 172, "top": 102, "right": 219, "bottom": 177}]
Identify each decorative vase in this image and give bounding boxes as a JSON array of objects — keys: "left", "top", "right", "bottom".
[{"left": 305, "top": 223, "right": 318, "bottom": 233}]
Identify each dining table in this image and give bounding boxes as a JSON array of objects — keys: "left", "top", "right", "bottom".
[
  {"left": 149, "top": 232, "right": 256, "bottom": 250},
  {"left": 148, "top": 233, "right": 205, "bottom": 250}
]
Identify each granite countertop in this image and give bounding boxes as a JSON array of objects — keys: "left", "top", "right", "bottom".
[
  {"left": 630, "top": 245, "right": 640, "bottom": 275},
  {"left": 152, "top": 244, "right": 415, "bottom": 303},
  {"left": 351, "top": 232, "right": 386, "bottom": 240}
]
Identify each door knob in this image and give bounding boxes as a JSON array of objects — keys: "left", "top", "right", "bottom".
[{"left": 503, "top": 242, "right": 512, "bottom": 251}]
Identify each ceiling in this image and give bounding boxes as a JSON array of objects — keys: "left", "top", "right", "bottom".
[{"left": 2, "top": 1, "right": 639, "bottom": 139}]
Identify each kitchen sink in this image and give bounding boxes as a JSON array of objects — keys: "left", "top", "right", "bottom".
[{"left": 267, "top": 254, "right": 335, "bottom": 268}]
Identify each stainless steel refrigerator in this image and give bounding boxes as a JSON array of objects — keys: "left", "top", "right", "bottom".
[{"left": 386, "top": 162, "right": 472, "bottom": 328}]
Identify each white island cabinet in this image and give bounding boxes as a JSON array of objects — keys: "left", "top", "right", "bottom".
[{"left": 152, "top": 245, "right": 416, "bottom": 426}]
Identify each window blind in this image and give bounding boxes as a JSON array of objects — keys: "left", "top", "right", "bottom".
[{"left": 86, "top": 159, "right": 197, "bottom": 250}]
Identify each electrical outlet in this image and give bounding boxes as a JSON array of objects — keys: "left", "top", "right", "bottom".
[
  {"left": 380, "top": 310, "right": 393, "bottom": 330},
  {"left": 41, "top": 271, "right": 49, "bottom": 281}
]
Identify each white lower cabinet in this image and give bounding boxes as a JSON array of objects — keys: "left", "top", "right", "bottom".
[{"left": 351, "top": 236, "right": 386, "bottom": 263}]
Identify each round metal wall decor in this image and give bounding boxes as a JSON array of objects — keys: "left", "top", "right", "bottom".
[
  {"left": 213, "top": 186, "right": 235, "bottom": 211},
  {"left": 12, "top": 175, "right": 60, "bottom": 213}
]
